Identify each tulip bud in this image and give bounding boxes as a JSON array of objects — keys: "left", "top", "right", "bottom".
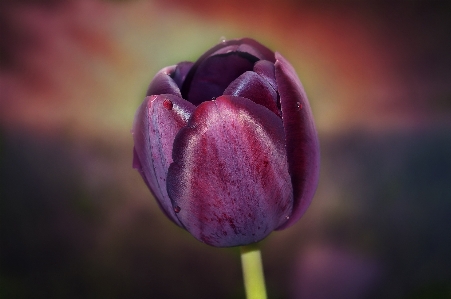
[{"left": 132, "top": 38, "right": 319, "bottom": 247}]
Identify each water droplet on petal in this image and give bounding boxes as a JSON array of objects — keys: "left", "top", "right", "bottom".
[
  {"left": 163, "top": 99, "right": 173, "bottom": 110},
  {"left": 219, "top": 36, "right": 226, "bottom": 43},
  {"left": 174, "top": 206, "right": 181, "bottom": 213},
  {"left": 296, "top": 102, "right": 302, "bottom": 110},
  {"left": 285, "top": 215, "right": 290, "bottom": 220}
]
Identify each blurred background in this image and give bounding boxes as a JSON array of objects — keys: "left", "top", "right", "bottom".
[{"left": 1, "top": 0, "right": 451, "bottom": 298}]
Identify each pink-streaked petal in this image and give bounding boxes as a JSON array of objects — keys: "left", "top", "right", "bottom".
[
  {"left": 274, "top": 52, "right": 320, "bottom": 229},
  {"left": 132, "top": 94, "right": 195, "bottom": 226},
  {"left": 146, "top": 66, "right": 181, "bottom": 97},
  {"left": 253, "top": 60, "right": 278, "bottom": 91},
  {"left": 167, "top": 95, "right": 293, "bottom": 247},
  {"left": 223, "top": 71, "right": 280, "bottom": 117}
]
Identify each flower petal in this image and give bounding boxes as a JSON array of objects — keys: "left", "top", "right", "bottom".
[
  {"left": 253, "top": 60, "right": 278, "bottom": 92},
  {"left": 181, "top": 38, "right": 275, "bottom": 106},
  {"left": 275, "top": 52, "right": 320, "bottom": 229},
  {"left": 171, "top": 61, "right": 194, "bottom": 88},
  {"left": 223, "top": 71, "right": 280, "bottom": 117},
  {"left": 238, "top": 37, "right": 275, "bottom": 62},
  {"left": 146, "top": 66, "right": 182, "bottom": 97},
  {"left": 184, "top": 52, "right": 258, "bottom": 106},
  {"left": 167, "top": 95, "right": 293, "bottom": 247},
  {"left": 207, "top": 43, "right": 270, "bottom": 62},
  {"left": 132, "top": 94, "right": 195, "bottom": 226}
]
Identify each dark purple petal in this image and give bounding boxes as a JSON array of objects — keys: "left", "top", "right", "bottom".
[
  {"left": 146, "top": 66, "right": 181, "bottom": 97},
  {"left": 253, "top": 60, "right": 278, "bottom": 91},
  {"left": 171, "top": 61, "right": 194, "bottom": 88},
  {"left": 238, "top": 38, "right": 275, "bottom": 62},
  {"left": 208, "top": 43, "right": 269, "bottom": 62},
  {"left": 184, "top": 52, "right": 258, "bottom": 106},
  {"left": 167, "top": 95, "right": 293, "bottom": 247},
  {"left": 186, "top": 38, "right": 275, "bottom": 77},
  {"left": 274, "top": 52, "right": 320, "bottom": 229},
  {"left": 132, "top": 94, "right": 196, "bottom": 226},
  {"left": 181, "top": 38, "right": 275, "bottom": 105},
  {"left": 223, "top": 71, "right": 280, "bottom": 117}
]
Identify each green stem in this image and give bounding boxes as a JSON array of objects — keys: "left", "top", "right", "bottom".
[{"left": 240, "top": 243, "right": 267, "bottom": 299}]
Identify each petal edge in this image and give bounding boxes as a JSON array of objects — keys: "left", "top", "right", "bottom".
[{"left": 275, "top": 52, "right": 320, "bottom": 229}]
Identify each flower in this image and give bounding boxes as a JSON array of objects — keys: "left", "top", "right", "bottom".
[{"left": 132, "top": 38, "right": 319, "bottom": 247}]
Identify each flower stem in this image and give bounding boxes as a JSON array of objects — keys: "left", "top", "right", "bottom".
[{"left": 240, "top": 243, "right": 267, "bottom": 299}]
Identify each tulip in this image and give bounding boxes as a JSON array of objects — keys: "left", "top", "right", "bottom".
[{"left": 132, "top": 38, "right": 319, "bottom": 247}]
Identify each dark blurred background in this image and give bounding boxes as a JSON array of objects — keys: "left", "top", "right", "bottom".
[{"left": 1, "top": 1, "right": 451, "bottom": 298}]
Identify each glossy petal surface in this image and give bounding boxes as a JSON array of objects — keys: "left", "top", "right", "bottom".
[
  {"left": 223, "top": 71, "right": 280, "bottom": 117},
  {"left": 133, "top": 94, "right": 195, "bottom": 226},
  {"left": 167, "top": 95, "right": 293, "bottom": 247},
  {"left": 275, "top": 52, "right": 320, "bottom": 229}
]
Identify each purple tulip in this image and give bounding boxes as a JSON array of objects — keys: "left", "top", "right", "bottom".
[{"left": 132, "top": 38, "right": 319, "bottom": 247}]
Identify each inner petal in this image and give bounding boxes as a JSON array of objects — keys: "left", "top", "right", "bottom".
[
  {"left": 184, "top": 52, "right": 258, "bottom": 106},
  {"left": 223, "top": 71, "right": 280, "bottom": 117}
]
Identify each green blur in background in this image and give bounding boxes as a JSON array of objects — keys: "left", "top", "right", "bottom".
[{"left": 1, "top": 1, "right": 451, "bottom": 298}]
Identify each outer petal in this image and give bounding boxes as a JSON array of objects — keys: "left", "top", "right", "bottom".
[
  {"left": 206, "top": 43, "right": 271, "bottom": 62},
  {"left": 275, "top": 52, "right": 320, "bottom": 229},
  {"left": 167, "top": 95, "right": 293, "bottom": 247},
  {"left": 223, "top": 71, "right": 280, "bottom": 117},
  {"left": 132, "top": 94, "right": 195, "bottom": 226},
  {"left": 181, "top": 38, "right": 275, "bottom": 105},
  {"left": 235, "top": 38, "right": 275, "bottom": 62}
]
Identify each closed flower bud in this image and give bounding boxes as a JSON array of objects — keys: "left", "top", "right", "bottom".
[{"left": 132, "top": 38, "right": 319, "bottom": 247}]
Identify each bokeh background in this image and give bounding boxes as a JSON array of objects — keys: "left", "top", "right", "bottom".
[{"left": 1, "top": 0, "right": 451, "bottom": 298}]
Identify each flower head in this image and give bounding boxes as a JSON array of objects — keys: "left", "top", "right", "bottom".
[{"left": 132, "top": 38, "right": 319, "bottom": 247}]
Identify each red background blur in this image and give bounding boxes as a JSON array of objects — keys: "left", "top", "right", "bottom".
[{"left": 1, "top": 1, "right": 451, "bottom": 298}]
